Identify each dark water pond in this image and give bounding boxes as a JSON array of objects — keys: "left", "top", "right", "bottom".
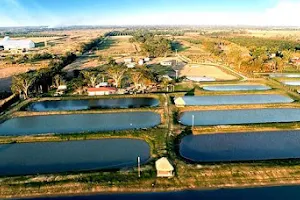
[
  {"left": 0, "top": 139, "right": 150, "bottom": 176},
  {"left": 25, "top": 98, "right": 159, "bottom": 111},
  {"left": 180, "top": 108, "right": 300, "bottom": 126},
  {"left": 203, "top": 85, "right": 271, "bottom": 91},
  {"left": 180, "top": 130, "right": 300, "bottom": 162},
  {"left": 18, "top": 186, "right": 300, "bottom": 200},
  {"left": 180, "top": 94, "right": 293, "bottom": 106},
  {"left": 0, "top": 112, "right": 161, "bottom": 136}
]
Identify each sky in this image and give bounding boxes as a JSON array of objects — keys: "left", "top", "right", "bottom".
[{"left": 1, "top": 0, "right": 300, "bottom": 27}]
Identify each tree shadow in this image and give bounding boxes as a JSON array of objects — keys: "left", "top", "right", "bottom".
[
  {"left": 97, "top": 39, "right": 115, "bottom": 51},
  {"left": 185, "top": 87, "right": 196, "bottom": 96}
]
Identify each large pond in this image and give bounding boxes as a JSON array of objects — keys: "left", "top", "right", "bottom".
[
  {"left": 0, "top": 139, "right": 150, "bottom": 176},
  {"left": 179, "top": 94, "right": 293, "bottom": 106},
  {"left": 25, "top": 98, "right": 159, "bottom": 112},
  {"left": 203, "top": 85, "right": 271, "bottom": 91},
  {"left": 281, "top": 81, "right": 300, "bottom": 86},
  {"left": 179, "top": 108, "right": 300, "bottom": 126},
  {"left": 0, "top": 112, "right": 161, "bottom": 136},
  {"left": 270, "top": 73, "right": 300, "bottom": 78},
  {"left": 19, "top": 186, "right": 300, "bottom": 200},
  {"left": 180, "top": 130, "right": 300, "bottom": 162}
]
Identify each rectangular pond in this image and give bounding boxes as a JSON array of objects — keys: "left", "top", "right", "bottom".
[
  {"left": 180, "top": 130, "right": 300, "bottom": 162},
  {"left": 281, "top": 81, "right": 300, "bottom": 86},
  {"left": 0, "top": 139, "right": 150, "bottom": 176},
  {"left": 177, "top": 94, "right": 293, "bottom": 106},
  {"left": 25, "top": 98, "right": 159, "bottom": 112},
  {"left": 270, "top": 73, "right": 300, "bottom": 78},
  {"left": 202, "top": 85, "right": 271, "bottom": 91},
  {"left": 179, "top": 108, "right": 300, "bottom": 126},
  {"left": 0, "top": 112, "right": 161, "bottom": 136},
  {"left": 19, "top": 186, "right": 300, "bottom": 200}
]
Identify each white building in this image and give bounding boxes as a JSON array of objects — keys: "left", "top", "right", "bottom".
[
  {"left": 138, "top": 59, "right": 144, "bottom": 66},
  {"left": 160, "top": 60, "right": 173, "bottom": 66},
  {"left": 155, "top": 157, "right": 174, "bottom": 178},
  {"left": 87, "top": 87, "right": 117, "bottom": 96},
  {"left": 124, "top": 58, "right": 132, "bottom": 63},
  {"left": 0, "top": 36, "right": 35, "bottom": 51},
  {"left": 127, "top": 63, "right": 136, "bottom": 68}
]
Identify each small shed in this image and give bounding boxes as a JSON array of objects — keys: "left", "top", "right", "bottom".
[
  {"left": 138, "top": 59, "right": 144, "bottom": 65},
  {"left": 155, "top": 157, "right": 174, "bottom": 178},
  {"left": 174, "top": 97, "right": 186, "bottom": 107},
  {"left": 160, "top": 60, "right": 173, "bottom": 66},
  {"left": 124, "top": 58, "right": 132, "bottom": 63},
  {"left": 127, "top": 63, "right": 136, "bottom": 68}
]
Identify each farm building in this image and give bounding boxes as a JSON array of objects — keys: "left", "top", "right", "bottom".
[
  {"left": 127, "top": 63, "right": 136, "bottom": 68},
  {"left": 160, "top": 60, "right": 173, "bottom": 66},
  {"left": 87, "top": 87, "right": 117, "bottom": 96},
  {"left": 0, "top": 36, "right": 35, "bottom": 51},
  {"left": 155, "top": 157, "right": 174, "bottom": 178},
  {"left": 124, "top": 58, "right": 133, "bottom": 63},
  {"left": 138, "top": 59, "right": 144, "bottom": 65}
]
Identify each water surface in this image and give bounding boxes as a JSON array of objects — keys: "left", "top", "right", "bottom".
[
  {"left": 179, "top": 94, "right": 293, "bottom": 106},
  {"left": 203, "top": 85, "right": 271, "bottom": 91},
  {"left": 180, "top": 130, "right": 300, "bottom": 162},
  {"left": 270, "top": 73, "right": 300, "bottom": 78},
  {"left": 19, "top": 186, "right": 300, "bottom": 200},
  {"left": 0, "top": 112, "right": 161, "bottom": 136},
  {"left": 282, "top": 81, "right": 300, "bottom": 86},
  {"left": 0, "top": 139, "right": 150, "bottom": 176},
  {"left": 180, "top": 108, "right": 300, "bottom": 126},
  {"left": 25, "top": 98, "right": 159, "bottom": 112}
]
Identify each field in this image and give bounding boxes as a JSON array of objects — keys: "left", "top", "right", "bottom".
[
  {"left": 96, "top": 36, "right": 140, "bottom": 58},
  {"left": 179, "top": 63, "right": 238, "bottom": 81}
]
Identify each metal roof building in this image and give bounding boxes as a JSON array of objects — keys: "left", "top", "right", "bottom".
[{"left": 0, "top": 36, "right": 35, "bottom": 51}]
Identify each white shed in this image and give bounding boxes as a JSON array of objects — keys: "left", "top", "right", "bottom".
[
  {"left": 160, "top": 60, "right": 173, "bottom": 66},
  {"left": 138, "top": 59, "right": 144, "bottom": 66},
  {"left": 155, "top": 157, "right": 174, "bottom": 178},
  {"left": 174, "top": 97, "right": 186, "bottom": 107},
  {"left": 124, "top": 58, "right": 132, "bottom": 63}
]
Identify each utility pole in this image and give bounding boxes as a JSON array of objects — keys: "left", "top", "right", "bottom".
[
  {"left": 192, "top": 115, "right": 195, "bottom": 129},
  {"left": 137, "top": 156, "right": 141, "bottom": 178}
]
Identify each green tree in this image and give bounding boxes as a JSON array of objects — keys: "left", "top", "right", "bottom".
[
  {"left": 106, "top": 64, "right": 127, "bottom": 88},
  {"left": 11, "top": 73, "right": 36, "bottom": 99}
]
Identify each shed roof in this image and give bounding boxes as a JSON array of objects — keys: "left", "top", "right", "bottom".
[
  {"left": 155, "top": 157, "right": 174, "bottom": 171},
  {"left": 174, "top": 97, "right": 186, "bottom": 106}
]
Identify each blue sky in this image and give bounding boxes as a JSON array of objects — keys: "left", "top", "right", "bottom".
[{"left": 1, "top": 0, "right": 300, "bottom": 27}]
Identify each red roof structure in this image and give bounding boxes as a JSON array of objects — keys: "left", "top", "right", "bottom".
[{"left": 87, "top": 87, "right": 117, "bottom": 92}]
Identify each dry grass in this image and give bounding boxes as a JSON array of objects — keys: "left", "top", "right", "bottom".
[
  {"left": 179, "top": 64, "right": 237, "bottom": 81},
  {"left": 96, "top": 36, "right": 140, "bottom": 57}
]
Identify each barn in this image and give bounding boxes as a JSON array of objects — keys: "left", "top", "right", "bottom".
[{"left": 0, "top": 36, "right": 35, "bottom": 51}]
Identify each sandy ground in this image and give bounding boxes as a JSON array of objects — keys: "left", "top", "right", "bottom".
[{"left": 179, "top": 64, "right": 237, "bottom": 80}]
